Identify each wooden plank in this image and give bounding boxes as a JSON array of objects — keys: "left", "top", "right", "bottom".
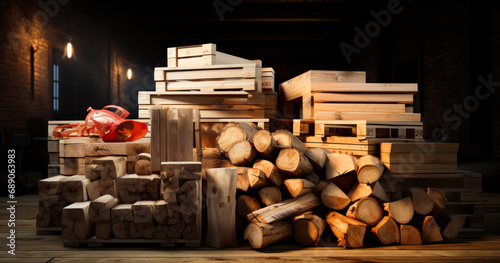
[
  {"left": 313, "top": 93, "right": 414, "bottom": 103},
  {"left": 380, "top": 142, "right": 460, "bottom": 154},
  {"left": 156, "top": 78, "right": 256, "bottom": 92},
  {"left": 380, "top": 152, "right": 457, "bottom": 164},
  {"left": 156, "top": 64, "right": 258, "bottom": 80},
  {"left": 139, "top": 91, "right": 266, "bottom": 106},
  {"left": 59, "top": 139, "right": 150, "bottom": 158},
  {"left": 383, "top": 162, "right": 458, "bottom": 174},
  {"left": 309, "top": 70, "right": 366, "bottom": 83},
  {"left": 167, "top": 43, "right": 216, "bottom": 58},
  {"left": 150, "top": 106, "right": 161, "bottom": 173},
  {"left": 177, "top": 108, "right": 194, "bottom": 161},
  {"left": 315, "top": 111, "right": 421, "bottom": 122},
  {"left": 314, "top": 103, "right": 406, "bottom": 113},
  {"left": 311, "top": 83, "right": 418, "bottom": 93}
]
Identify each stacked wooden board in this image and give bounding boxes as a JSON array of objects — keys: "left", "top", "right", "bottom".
[
  {"left": 379, "top": 142, "right": 484, "bottom": 232},
  {"left": 138, "top": 43, "right": 277, "bottom": 129}
]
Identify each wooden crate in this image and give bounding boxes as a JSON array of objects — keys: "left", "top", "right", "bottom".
[
  {"left": 154, "top": 63, "right": 262, "bottom": 92},
  {"left": 167, "top": 43, "right": 254, "bottom": 68},
  {"left": 279, "top": 70, "right": 419, "bottom": 120},
  {"left": 291, "top": 119, "right": 423, "bottom": 140},
  {"left": 380, "top": 142, "right": 459, "bottom": 174}
]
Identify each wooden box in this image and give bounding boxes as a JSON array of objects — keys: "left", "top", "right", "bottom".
[{"left": 167, "top": 43, "right": 254, "bottom": 68}]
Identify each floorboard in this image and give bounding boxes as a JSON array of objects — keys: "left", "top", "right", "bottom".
[{"left": 1, "top": 194, "right": 499, "bottom": 262}]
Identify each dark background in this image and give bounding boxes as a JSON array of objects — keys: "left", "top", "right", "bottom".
[{"left": 0, "top": 0, "right": 499, "bottom": 194}]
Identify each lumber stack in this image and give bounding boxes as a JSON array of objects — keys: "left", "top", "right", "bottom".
[
  {"left": 138, "top": 43, "right": 277, "bottom": 140},
  {"left": 379, "top": 142, "right": 484, "bottom": 232}
]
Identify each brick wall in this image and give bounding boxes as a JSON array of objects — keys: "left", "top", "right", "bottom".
[{"left": 491, "top": 0, "right": 500, "bottom": 160}]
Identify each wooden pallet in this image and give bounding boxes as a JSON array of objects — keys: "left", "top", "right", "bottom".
[
  {"left": 154, "top": 63, "right": 261, "bottom": 92},
  {"left": 63, "top": 237, "right": 201, "bottom": 248},
  {"left": 291, "top": 119, "right": 423, "bottom": 140}
]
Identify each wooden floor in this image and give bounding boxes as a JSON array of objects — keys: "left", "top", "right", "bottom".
[{"left": 1, "top": 194, "right": 500, "bottom": 263}]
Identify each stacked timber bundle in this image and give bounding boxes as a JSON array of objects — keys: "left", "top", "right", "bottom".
[
  {"left": 137, "top": 43, "right": 277, "bottom": 141},
  {"left": 279, "top": 70, "right": 423, "bottom": 157},
  {"left": 212, "top": 122, "right": 465, "bottom": 249}
]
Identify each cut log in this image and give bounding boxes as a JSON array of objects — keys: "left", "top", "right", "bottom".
[
  {"left": 85, "top": 164, "right": 101, "bottom": 181},
  {"left": 293, "top": 212, "right": 326, "bottom": 246},
  {"left": 400, "top": 224, "right": 422, "bottom": 245},
  {"left": 258, "top": 186, "right": 282, "bottom": 207},
  {"left": 253, "top": 159, "right": 285, "bottom": 187},
  {"left": 130, "top": 221, "right": 155, "bottom": 239},
  {"left": 61, "top": 175, "right": 90, "bottom": 203},
  {"left": 422, "top": 216, "right": 443, "bottom": 243},
  {"left": 304, "top": 173, "right": 330, "bottom": 196},
  {"left": 236, "top": 122, "right": 259, "bottom": 142},
  {"left": 153, "top": 224, "right": 170, "bottom": 239},
  {"left": 126, "top": 156, "right": 135, "bottom": 174},
  {"left": 371, "top": 216, "right": 400, "bottom": 245},
  {"left": 177, "top": 180, "right": 200, "bottom": 203},
  {"left": 272, "top": 130, "right": 308, "bottom": 153},
  {"left": 330, "top": 172, "right": 357, "bottom": 194},
  {"left": 247, "top": 167, "right": 271, "bottom": 189},
  {"left": 205, "top": 168, "right": 238, "bottom": 248},
  {"left": 325, "top": 211, "right": 367, "bottom": 248},
  {"left": 95, "top": 221, "right": 112, "bottom": 239},
  {"left": 217, "top": 123, "right": 257, "bottom": 154},
  {"left": 161, "top": 162, "right": 202, "bottom": 202},
  {"left": 135, "top": 153, "right": 152, "bottom": 175},
  {"left": 253, "top": 130, "right": 278, "bottom": 160},
  {"left": 167, "top": 220, "right": 186, "bottom": 239},
  {"left": 117, "top": 174, "right": 161, "bottom": 203},
  {"left": 304, "top": 148, "right": 328, "bottom": 175},
  {"left": 237, "top": 167, "right": 251, "bottom": 191},
  {"left": 152, "top": 200, "right": 175, "bottom": 224},
  {"left": 62, "top": 201, "right": 94, "bottom": 240},
  {"left": 321, "top": 182, "right": 351, "bottom": 210},
  {"left": 284, "top": 178, "right": 314, "bottom": 198},
  {"left": 183, "top": 223, "right": 200, "bottom": 240},
  {"left": 384, "top": 197, "right": 414, "bottom": 224},
  {"left": 276, "top": 148, "right": 314, "bottom": 177},
  {"left": 90, "top": 156, "right": 127, "bottom": 180},
  {"left": 325, "top": 153, "right": 357, "bottom": 181},
  {"left": 111, "top": 204, "right": 133, "bottom": 239},
  {"left": 436, "top": 215, "right": 464, "bottom": 240},
  {"left": 89, "top": 194, "right": 119, "bottom": 222},
  {"left": 132, "top": 201, "right": 156, "bottom": 223},
  {"left": 346, "top": 197, "right": 383, "bottom": 226},
  {"left": 237, "top": 195, "right": 261, "bottom": 217},
  {"left": 356, "top": 155, "right": 384, "bottom": 184},
  {"left": 427, "top": 187, "right": 447, "bottom": 214},
  {"left": 244, "top": 221, "right": 293, "bottom": 249},
  {"left": 410, "top": 188, "right": 435, "bottom": 215},
  {"left": 227, "top": 140, "right": 257, "bottom": 166},
  {"left": 86, "top": 180, "right": 116, "bottom": 201},
  {"left": 180, "top": 202, "right": 199, "bottom": 224},
  {"left": 247, "top": 192, "right": 321, "bottom": 224},
  {"left": 348, "top": 181, "right": 389, "bottom": 203},
  {"left": 38, "top": 175, "right": 65, "bottom": 200}
]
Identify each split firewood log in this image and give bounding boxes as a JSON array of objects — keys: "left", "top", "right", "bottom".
[
  {"left": 371, "top": 216, "right": 400, "bottom": 245},
  {"left": 89, "top": 194, "right": 119, "bottom": 222},
  {"left": 244, "top": 221, "right": 293, "bottom": 249},
  {"left": 237, "top": 195, "right": 261, "bottom": 217},
  {"left": 436, "top": 214, "right": 464, "bottom": 240},
  {"left": 348, "top": 182, "right": 389, "bottom": 203},
  {"left": 356, "top": 155, "right": 384, "bottom": 184},
  {"left": 400, "top": 224, "right": 422, "bottom": 245},
  {"left": 253, "top": 159, "right": 285, "bottom": 187},
  {"left": 304, "top": 173, "right": 330, "bottom": 196},
  {"left": 284, "top": 178, "right": 314, "bottom": 198},
  {"left": 325, "top": 211, "right": 366, "bottom": 248},
  {"left": 227, "top": 140, "right": 257, "bottom": 166},
  {"left": 321, "top": 182, "right": 351, "bottom": 210},
  {"left": 410, "top": 188, "right": 435, "bottom": 215},
  {"left": 258, "top": 186, "right": 282, "bottom": 207},
  {"left": 304, "top": 148, "right": 329, "bottom": 175},
  {"left": 427, "top": 187, "right": 447, "bottom": 214},
  {"left": 293, "top": 212, "right": 326, "bottom": 246},
  {"left": 276, "top": 148, "right": 314, "bottom": 177},
  {"left": 253, "top": 129, "right": 278, "bottom": 161},
  {"left": 346, "top": 197, "right": 383, "bottom": 226},
  {"left": 325, "top": 153, "right": 357, "bottom": 181},
  {"left": 271, "top": 130, "right": 308, "bottom": 153},
  {"left": 421, "top": 216, "right": 443, "bottom": 243},
  {"left": 135, "top": 153, "right": 152, "bottom": 175},
  {"left": 384, "top": 197, "right": 414, "bottom": 224},
  {"left": 217, "top": 123, "right": 258, "bottom": 154}
]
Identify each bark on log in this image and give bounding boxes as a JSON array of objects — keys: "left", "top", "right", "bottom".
[
  {"left": 275, "top": 148, "right": 314, "bottom": 177},
  {"left": 304, "top": 148, "right": 329, "bottom": 175},
  {"left": 422, "top": 216, "right": 443, "bottom": 243},
  {"left": 304, "top": 174, "right": 330, "bottom": 196},
  {"left": 237, "top": 195, "right": 262, "bottom": 217},
  {"left": 271, "top": 130, "right": 308, "bottom": 153},
  {"left": 247, "top": 193, "right": 321, "bottom": 224},
  {"left": 293, "top": 212, "right": 326, "bottom": 246}
]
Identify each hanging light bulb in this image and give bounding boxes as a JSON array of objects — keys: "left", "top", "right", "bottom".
[
  {"left": 65, "top": 39, "right": 74, "bottom": 59},
  {"left": 127, "top": 68, "right": 133, "bottom": 80}
]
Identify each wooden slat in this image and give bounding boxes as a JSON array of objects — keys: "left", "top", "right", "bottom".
[
  {"left": 315, "top": 111, "right": 421, "bottom": 122},
  {"left": 383, "top": 162, "right": 458, "bottom": 174},
  {"left": 380, "top": 152, "right": 457, "bottom": 164},
  {"left": 380, "top": 142, "right": 460, "bottom": 154},
  {"left": 313, "top": 93, "right": 414, "bottom": 103},
  {"left": 311, "top": 83, "right": 418, "bottom": 93},
  {"left": 314, "top": 103, "right": 406, "bottom": 113}
]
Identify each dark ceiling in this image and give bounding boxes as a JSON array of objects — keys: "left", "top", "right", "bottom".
[{"left": 73, "top": 0, "right": 389, "bottom": 81}]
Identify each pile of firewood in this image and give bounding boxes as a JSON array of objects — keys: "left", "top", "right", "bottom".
[{"left": 215, "top": 122, "right": 464, "bottom": 249}]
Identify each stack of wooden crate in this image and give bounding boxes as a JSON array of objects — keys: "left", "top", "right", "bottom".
[
  {"left": 138, "top": 43, "right": 277, "bottom": 139},
  {"left": 279, "top": 70, "right": 423, "bottom": 157},
  {"left": 379, "top": 142, "right": 484, "bottom": 232}
]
